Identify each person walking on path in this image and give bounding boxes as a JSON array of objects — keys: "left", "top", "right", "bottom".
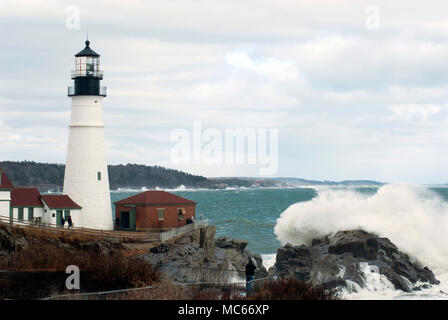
[
  {"left": 67, "top": 216, "right": 73, "bottom": 229},
  {"left": 245, "top": 258, "right": 257, "bottom": 296}
]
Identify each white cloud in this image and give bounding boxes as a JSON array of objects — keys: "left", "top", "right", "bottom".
[
  {"left": 2, "top": 1, "right": 448, "bottom": 183},
  {"left": 389, "top": 104, "right": 442, "bottom": 120}
]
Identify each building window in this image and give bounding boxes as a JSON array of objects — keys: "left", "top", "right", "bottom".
[
  {"left": 97, "top": 171, "right": 101, "bottom": 181},
  {"left": 64, "top": 210, "right": 70, "bottom": 218},
  {"left": 157, "top": 208, "right": 165, "bottom": 221},
  {"left": 18, "top": 208, "right": 24, "bottom": 221},
  {"left": 178, "top": 208, "right": 185, "bottom": 220},
  {"left": 28, "top": 208, "right": 34, "bottom": 221}
]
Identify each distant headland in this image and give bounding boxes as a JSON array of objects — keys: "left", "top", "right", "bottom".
[{"left": 0, "top": 161, "right": 385, "bottom": 192}]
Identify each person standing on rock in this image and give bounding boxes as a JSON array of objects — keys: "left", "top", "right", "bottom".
[{"left": 245, "top": 258, "right": 257, "bottom": 295}]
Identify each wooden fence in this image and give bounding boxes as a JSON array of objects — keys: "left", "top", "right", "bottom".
[
  {"left": 0, "top": 215, "right": 160, "bottom": 243},
  {"left": 0, "top": 215, "right": 209, "bottom": 244}
]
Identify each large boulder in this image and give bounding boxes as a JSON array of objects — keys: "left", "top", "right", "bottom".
[
  {"left": 0, "top": 225, "right": 28, "bottom": 251},
  {"left": 139, "top": 226, "right": 266, "bottom": 283},
  {"left": 269, "top": 230, "right": 439, "bottom": 293},
  {"left": 215, "top": 237, "right": 248, "bottom": 253}
]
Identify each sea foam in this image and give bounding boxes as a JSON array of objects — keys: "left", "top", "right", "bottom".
[{"left": 274, "top": 184, "right": 448, "bottom": 274}]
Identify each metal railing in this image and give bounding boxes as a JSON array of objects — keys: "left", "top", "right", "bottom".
[
  {"left": 160, "top": 218, "right": 209, "bottom": 242},
  {"left": 71, "top": 70, "right": 103, "bottom": 79}
]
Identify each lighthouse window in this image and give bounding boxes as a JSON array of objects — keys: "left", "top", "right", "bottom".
[
  {"left": 97, "top": 171, "right": 101, "bottom": 181},
  {"left": 86, "top": 57, "right": 94, "bottom": 75}
]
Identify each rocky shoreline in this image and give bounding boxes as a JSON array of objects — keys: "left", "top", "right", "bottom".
[
  {"left": 0, "top": 224, "right": 267, "bottom": 299},
  {"left": 0, "top": 223, "right": 440, "bottom": 298},
  {"left": 139, "top": 225, "right": 267, "bottom": 283},
  {"left": 269, "top": 230, "right": 439, "bottom": 293}
]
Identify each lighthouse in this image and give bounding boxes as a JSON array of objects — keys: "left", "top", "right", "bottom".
[{"left": 63, "top": 40, "right": 112, "bottom": 230}]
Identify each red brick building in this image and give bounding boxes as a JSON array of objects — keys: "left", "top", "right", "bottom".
[{"left": 114, "top": 190, "right": 196, "bottom": 231}]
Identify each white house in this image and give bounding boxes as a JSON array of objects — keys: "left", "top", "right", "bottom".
[
  {"left": 0, "top": 169, "right": 13, "bottom": 219},
  {"left": 41, "top": 195, "right": 82, "bottom": 227},
  {"left": 0, "top": 168, "right": 81, "bottom": 228},
  {"left": 10, "top": 188, "right": 45, "bottom": 222}
]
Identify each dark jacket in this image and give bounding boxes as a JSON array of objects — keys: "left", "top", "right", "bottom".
[{"left": 245, "top": 262, "right": 256, "bottom": 276}]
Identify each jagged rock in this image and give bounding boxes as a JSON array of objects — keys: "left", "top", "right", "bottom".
[
  {"left": 269, "top": 230, "right": 439, "bottom": 293},
  {"left": 215, "top": 237, "right": 248, "bottom": 252},
  {"left": 139, "top": 226, "right": 266, "bottom": 284},
  {"left": 0, "top": 225, "right": 28, "bottom": 251},
  {"left": 150, "top": 243, "right": 171, "bottom": 254}
]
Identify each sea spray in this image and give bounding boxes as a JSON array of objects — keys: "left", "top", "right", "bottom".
[
  {"left": 341, "top": 262, "right": 400, "bottom": 300},
  {"left": 274, "top": 184, "right": 448, "bottom": 274},
  {"left": 261, "top": 253, "right": 277, "bottom": 270}
]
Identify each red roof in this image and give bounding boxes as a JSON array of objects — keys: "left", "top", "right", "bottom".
[
  {"left": 11, "top": 188, "right": 43, "bottom": 207},
  {"left": 114, "top": 190, "right": 196, "bottom": 205},
  {"left": 41, "top": 195, "right": 82, "bottom": 209},
  {"left": 0, "top": 169, "right": 14, "bottom": 190}
]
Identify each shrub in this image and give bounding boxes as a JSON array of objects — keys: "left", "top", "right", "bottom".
[
  {"left": 1, "top": 240, "right": 159, "bottom": 289},
  {"left": 250, "top": 277, "right": 338, "bottom": 300}
]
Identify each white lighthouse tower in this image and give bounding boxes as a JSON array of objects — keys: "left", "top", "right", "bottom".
[{"left": 63, "top": 40, "right": 112, "bottom": 230}]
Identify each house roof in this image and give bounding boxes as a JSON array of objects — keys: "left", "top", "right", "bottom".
[
  {"left": 41, "top": 195, "right": 82, "bottom": 209},
  {"left": 11, "top": 188, "right": 44, "bottom": 207},
  {"left": 0, "top": 169, "right": 14, "bottom": 190},
  {"left": 114, "top": 190, "right": 197, "bottom": 206}
]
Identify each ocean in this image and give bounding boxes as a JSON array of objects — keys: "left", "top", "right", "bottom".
[{"left": 111, "top": 185, "right": 448, "bottom": 299}]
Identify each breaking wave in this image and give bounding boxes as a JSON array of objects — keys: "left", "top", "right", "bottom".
[{"left": 274, "top": 184, "right": 448, "bottom": 274}]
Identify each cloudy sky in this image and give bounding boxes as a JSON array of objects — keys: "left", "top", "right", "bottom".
[{"left": 2, "top": 0, "right": 448, "bottom": 183}]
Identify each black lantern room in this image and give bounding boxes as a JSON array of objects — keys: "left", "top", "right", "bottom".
[{"left": 68, "top": 40, "right": 106, "bottom": 97}]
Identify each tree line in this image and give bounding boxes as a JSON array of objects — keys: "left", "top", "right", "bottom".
[{"left": 0, "top": 161, "right": 281, "bottom": 191}]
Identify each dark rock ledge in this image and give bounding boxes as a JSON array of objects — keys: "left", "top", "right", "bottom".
[
  {"left": 138, "top": 226, "right": 267, "bottom": 283},
  {"left": 268, "top": 230, "right": 439, "bottom": 293}
]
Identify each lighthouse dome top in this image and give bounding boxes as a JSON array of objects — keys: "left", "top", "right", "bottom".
[{"left": 75, "top": 40, "right": 100, "bottom": 57}]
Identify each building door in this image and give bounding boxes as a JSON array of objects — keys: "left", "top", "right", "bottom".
[
  {"left": 56, "top": 210, "right": 63, "bottom": 227},
  {"left": 120, "top": 210, "right": 136, "bottom": 231},
  {"left": 121, "top": 212, "right": 130, "bottom": 229},
  {"left": 28, "top": 207, "right": 34, "bottom": 221}
]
